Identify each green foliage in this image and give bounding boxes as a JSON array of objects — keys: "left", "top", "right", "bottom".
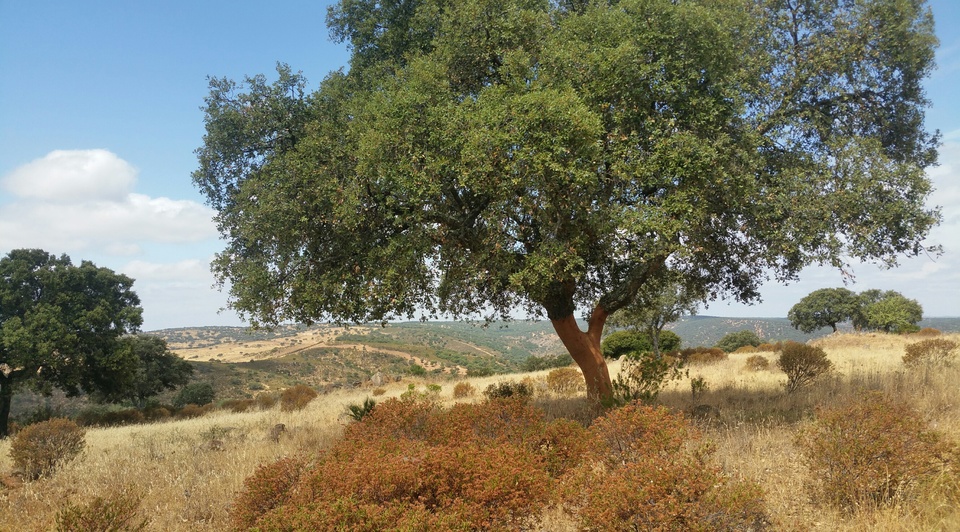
[
  {"left": 96, "top": 334, "right": 193, "bottom": 408},
  {"left": 56, "top": 492, "right": 149, "bottom": 532},
  {"left": 546, "top": 367, "right": 585, "bottom": 396},
  {"left": 777, "top": 342, "right": 833, "bottom": 393},
  {"left": 279, "top": 384, "right": 318, "bottom": 412},
  {"left": 173, "top": 382, "right": 216, "bottom": 408},
  {"left": 346, "top": 398, "right": 378, "bottom": 422},
  {"left": 796, "top": 392, "right": 953, "bottom": 510},
  {"left": 863, "top": 292, "right": 924, "bottom": 333},
  {"left": 0, "top": 249, "right": 143, "bottom": 437},
  {"left": 903, "top": 338, "right": 958, "bottom": 368},
  {"left": 601, "top": 330, "right": 651, "bottom": 359},
  {"left": 567, "top": 403, "right": 768, "bottom": 530},
  {"left": 788, "top": 288, "right": 859, "bottom": 333},
  {"left": 407, "top": 364, "right": 427, "bottom": 376},
  {"left": 195, "top": 0, "right": 940, "bottom": 403},
  {"left": 610, "top": 351, "right": 685, "bottom": 406},
  {"left": 483, "top": 381, "right": 533, "bottom": 401},
  {"left": 9, "top": 418, "right": 85, "bottom": 480},
  {"left": 715, "top": 330, "right": 761, "bottom": 353},
  {"left": 522, "top": 353, "right": 572, "bottom": 372}
]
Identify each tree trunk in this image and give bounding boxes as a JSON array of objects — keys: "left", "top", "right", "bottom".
[
  {"left": 0, "top": 377, "right": 12, "bottom": 439},
  {"left": 551, "top": 307, "right": 613, "bottom": 404}
]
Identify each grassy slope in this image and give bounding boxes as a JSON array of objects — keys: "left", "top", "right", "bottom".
[{"left": 2, "top": 332, "right": 960, "bottom": 530}]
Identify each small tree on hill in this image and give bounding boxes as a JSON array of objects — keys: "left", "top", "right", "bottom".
[
  {"left": 716, "top": 330, "right": 762, "bottom": 353},
  {"left": 788, "top": 288, "right": 859, "bottom": 333},
  {"left": 862, "top": 292, "right": 923, "bottom": 333}
]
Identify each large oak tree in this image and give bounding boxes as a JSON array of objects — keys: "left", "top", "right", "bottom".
[
  {"left": 194, "top": 0, "right": 941, "bottom": 402},
  {"left": 0, "top": 250, "right": 143, "bottom": 437}
]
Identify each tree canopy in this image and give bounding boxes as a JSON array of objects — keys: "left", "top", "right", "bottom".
[
  {"left": 788, "top": 287, "right": 860, "bottom": 333},
  {"left": 0, "top": 249, "right": 143, "bottom": 437},
  {"left": 194, "top": 0, "right": 941, "bottom": 402},
  {"left": 92, "top": 334, "right": 194, "bottom": 408},
  {"left": 860, "top": 290, "right": 924, "bottom": 333}
]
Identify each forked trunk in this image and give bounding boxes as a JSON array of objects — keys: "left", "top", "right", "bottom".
[
  {"left": 551, "top": 308, "right": 613, "bottom": 404},
  {"left": 0, "top": 378, "right": 12, "bottom": 439}
]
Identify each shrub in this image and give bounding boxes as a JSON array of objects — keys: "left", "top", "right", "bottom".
[
  {"left": 744, "top": 355, "right": 770, "bottom": 371},
  {"left": 280, "top": 384, "right": 318, "bottom": 412},
  {"left": 777, "top": 342, "right": 832, "bottom": 393},
  {"left": 610, "top": 351, "right": 685, "bottom": 406},
  {"left": 912, "top": 327, "right": 942, "bottom": 337},
  {"left": 255, "top": 393, "right": 278, "bottom": 410},
  {"left": 56, "top": 492, "right": 148, "bottom": 532},
  {"left": 175, "top": 404, "right": 209, "bottom": 419},
  {"left": 173, "top": 382, "right": 215, "bottom": 408},
  {"left": 372, "top": 387, "right": 387, "bottom": 396},
  {"left": 567, "top": 403, "right": 768, "bottom": 531},
  {"left": 483, "top": 380, "right": 533, "bottom": 401},
  {"left": 452, "top": 381, "right": 476, "bottom": 398},
  {"left": 522, "top": 353, "right": 573, "bottom": 372},
  {"left": 795, "top": 391, "right": 954, "bottom": 510},
  {"left": 142, "top": 406, "right": 171, "bottom": 422},
  {"left": 346, "top": 397, "right": 377, "bottom": 422},
  {"left": 734, "top": 345, "right": 758, "bottom": 354},
  {"left": 9, "top": 418, "right": 86, "bottom": 480},
  {"left": 546, "top": 367, "right": 585, "bottom": 396},
  {"left": 221, "top": 399, "right": 256, "bottom": 413},
  {"left": 230, "top": 457, "right": 307, "bottom": 530},
  {"left": 98, "top": 409, "right": 146, "bottom": 427},
  {"left": 755, "top": 342, "right": 783, "bottom": 352},
  {"left": 677, "top": 347, "right": 727, "bottom": 365},
  {"left": 903, "top": 338, "right": 958, "bottom": 368},
  {"left": 716, "top": 330, "right": 762, "bottom": 353},
  {"left": 232, "top": 398, "right": 572, "bottom": 530}
]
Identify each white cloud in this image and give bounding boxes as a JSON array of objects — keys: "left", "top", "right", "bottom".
[
  {"left": 0, "top": 150, "right": 217, "bottom": 255},
  {"left": 2, "top": 149, "right": 136, "bottom": 202}
]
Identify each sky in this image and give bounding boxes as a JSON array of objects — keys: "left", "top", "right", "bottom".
[{"left": 1, "top": 1, "right": 958, "bottom": 331}]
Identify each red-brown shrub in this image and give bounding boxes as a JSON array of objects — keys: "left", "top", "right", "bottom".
[
  {"left": 230, "top": 457, "right": 306, "bottom": 530},
  {"left": 175, "top": 404, "right": 210, "bottom": 419},
  {"left": 796, "top": 391, "right": 954, "bottom": 510},
  {"left": 221, "top": 399, "right": 255, "bottom": 413},
  {"left": 778, "top": 342, "right": 832, "bottom": 393},
  {"left": 565, "top": 403, "right": 768, "bottom": 531},
  {"left": 280, "top": 384, "right": 318, "bottom": 412},
  {"left": 546, "top": 367, "right": 585, "bottom": 396},
  {"left": 744, "top": 355, "right": 771, "bottom": 371},
  {"left": 254, "top": 393, "right": 278, "bottom": 410},
  {"left": 678, "top": 347, "right": 728, "bottom": 365},
  {"left": 9, "top": 418, "right": 85, "bottom": 480},
  {"left": 452, "top": 381, "right": 476, "bottom": 398},
  {"left": 903, "top": 338, "right": 958, "bottom": 368},
  {"left": 231, "top": 398, "right": 576, "bottom": 530}
]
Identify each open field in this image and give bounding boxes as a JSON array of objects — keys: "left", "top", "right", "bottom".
[{"left": 2, "top": 332, "right": 960, "bottom": 530}]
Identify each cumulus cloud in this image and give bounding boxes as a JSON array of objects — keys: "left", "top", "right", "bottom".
[
  {"left": 0, "top": 150, "right": 217, "bottom": 255},
  {"left": 2, "top": 149, "right": 136, "bottom": 202}
]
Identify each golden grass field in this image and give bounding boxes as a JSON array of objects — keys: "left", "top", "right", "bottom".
[{"left": 1, "top": 332, "right": 959, "bottom": 531}]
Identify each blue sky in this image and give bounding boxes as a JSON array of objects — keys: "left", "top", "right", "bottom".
[{"left": 1, "top": 1, "right": 958, "bottom": 331}]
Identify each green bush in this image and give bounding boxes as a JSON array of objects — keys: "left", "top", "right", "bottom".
[
  {"left": 346, "top": 397, "right": 377, "bottom": 422},
  {"left": 280, "top": 384, "right": 319, "bottom": 412},
  {"left": 777, "top": 342, "right": 832, "bottom": 393},
  {"left": 903, "top": 338, "right": 958, "bottom": 368},
  {"left": 9, "top": 418, "right": 86, "bottom": 480},
  {"left": 483, "top": 380, "right": 533, "bottom": 401},
  {"left": 567, "top": 403, "right": 768, "bottom": 530},
  {"left": 716, "top": 330, "right": 762, "bottom": 353},
  {"left": 610, "top": 351, "right": 685, "bottom": 406},
  {"left": 56, "top": 492, "right": 148, "bottom": 532},
  {"left": 522, "top": 353, "right": 573, "bottom": 372},
  {"left": 173, "top": 382, "right": 215, "bottom": 408},
  {"left": 796, "top": 391, "right": 953, "bottom": 510},
  {"left": 546, "top": 367, "right": 585, "bottom": 396}
]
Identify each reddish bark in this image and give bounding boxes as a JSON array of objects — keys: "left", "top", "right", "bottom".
[{"left": 551, "top": 306, "right": 612, "bottom": 404}]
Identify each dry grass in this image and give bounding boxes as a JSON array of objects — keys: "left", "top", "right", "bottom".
[{"left": 2, "top": 332, "right": 959, "bottom": 531}]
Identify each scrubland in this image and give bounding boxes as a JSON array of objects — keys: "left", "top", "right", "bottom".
[{"left": 1, "top": 332, "right": 959, "bottom": 531}]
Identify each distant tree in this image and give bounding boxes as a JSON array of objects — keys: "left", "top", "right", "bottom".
[
  {"left": 851, "top": 289, "right": 889, "bottom": 331},
  {"left": 92, "top": 335, "right": 194, "bottom": 408},
  {"left": 194, "top": 0, "right": 941, "bottom": 403},
  {"left": 863, "top": 293, "right": 923, "bottom": 333},
  {"left": 788, "top": 288, "right": 859, "bottom": 333},
  {"left": 0, "top": 249, "right": 142, "bottom": 438},
  {"left": 608, "top": 275, "right": 700, "bottom": 357},
  {"left": 716, "top": 330, "right": 762, "bottom": 353},
  {"left": 173, "top": 382, "right": 216, "bottom": 408}
]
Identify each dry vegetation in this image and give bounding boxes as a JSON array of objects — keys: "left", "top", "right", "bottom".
[{"left": 2, "top": 332, "right": 959, "bottom": 531}]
